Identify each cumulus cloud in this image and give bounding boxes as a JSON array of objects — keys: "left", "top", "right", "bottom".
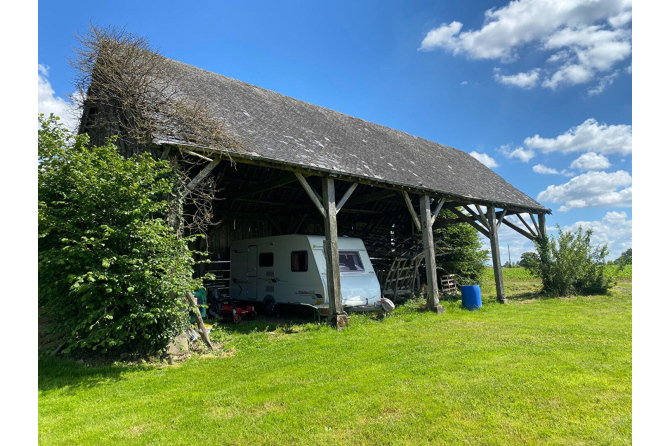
[
  {"left": 506, "top": 147, "right": 535, "bottom": 162},
  {"left": 469, "top": 151, "right": 498, "bottom": 168},
  {"left": 537, "top": 170, "right": 632, "bottom": 211},
  {"left": 563, "top": 211, "right": 632, "bottom": 259},
  {"left": 524, "top": 118, "right": 632, "bottom": 155},
  {"left": 38, "top": 64, "right": 79, "bottom": 131},
  {"left": 494, "top": 68, "right": 540, "bottom": 89},
  {"left": 570, "top": 152, "right": 611, "bottom": 171},
  {"left": 532, "top": 164, "right": 574, "bottom": 176},
  {"left": 420, "top": 0, "right": 632, "bottom": 92}
]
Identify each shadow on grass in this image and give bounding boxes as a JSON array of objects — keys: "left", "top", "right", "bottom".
[
  {"left": 38, "top": 356, "right": 154, "bottom": 393},
  {"left": 211, "top": 304, "right": 324, "bottom": 335}
]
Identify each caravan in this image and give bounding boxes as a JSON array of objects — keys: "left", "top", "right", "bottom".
[{"left": 230, "top": 235, "right": 382, "bottom": 314}]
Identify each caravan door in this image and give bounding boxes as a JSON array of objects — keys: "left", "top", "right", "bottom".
[{"left": 247, "top": 245, "right": 258, "bottom": 300}]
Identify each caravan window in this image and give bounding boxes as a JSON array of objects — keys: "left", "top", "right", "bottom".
[
  {"left": 259, "top": 252, "right": 274, "bottom": 267},
  {"left": 291, "top": 251, "right": 308, "bottom": 272},
  {"left": 339, "top": 251, "right": 364, "bottom": 272}
]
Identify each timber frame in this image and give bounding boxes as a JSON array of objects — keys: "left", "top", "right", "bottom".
[{"left": 169, "top": 149, "right": 550, "bottom": 315}]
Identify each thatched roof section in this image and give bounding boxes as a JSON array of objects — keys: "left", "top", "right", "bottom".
[{"left": 155, "top": 57, "right": 549, "bottom": 213}]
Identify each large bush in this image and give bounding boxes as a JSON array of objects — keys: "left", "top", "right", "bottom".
[
  {"left": 38, "top": 115, "right": 202, "bottom": 354},
  {"left": 526, "top": 226, "right": 615, "bottom": 296},
  {"left": 434, "top": 208, "right": 489, "bottom": 285}
]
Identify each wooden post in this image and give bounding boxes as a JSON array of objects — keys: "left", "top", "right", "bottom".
[
  {"left": 538, "top": 213, "right": 547, "bottom": 240},
  {"left": 420, "top": 195, "right": 444, "bottom": 313},
  {"left": 322, "top": 177, "right": 348, "bottom": 330},
  {"left": 487, "top": 206, "right": 507, "bottom": 304}
]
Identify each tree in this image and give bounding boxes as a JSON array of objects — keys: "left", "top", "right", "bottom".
[
  {"left": 526, "top": 225, "right": 615, "bottom": 296},
  {"left": 614, "top": 248, "right": 632, "bottom": 266},
  {"left": 38, "top": 115, "right": 203, "bottom": 354},
  {"left": 434, "top": 209, "right": 489, "bottom": 285},
  {"left": 518, "top": 251, "right": 539, "bottom": 269}
]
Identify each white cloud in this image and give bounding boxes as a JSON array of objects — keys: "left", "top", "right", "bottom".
[
  {"left": 524, "top": 118, "right": 632, "bottom": 155},
  {"left": 533, "top": 164, "right": 559, "bottom": 175},
  {"left": 420, "top": 0, "right": 632, "bottom": 92},
  {"left": 494, "top": 68, "right": 540, "bottom": 89},
  {"left": 469, "top": 151, "right": 498, "bottom": 168},
  {"left": 461, "top": 81, "right": 468, "bottom": 85},
  {"left": 562, "top": 211, "right": 632, "bottom": 259},
  {"left": 570, "top": 152, "right": 611, "bottom": 171},
  {"left": 38, "top": 64, "right": 80, "bottom": 132},
  {"left": 587, "top": 71, "right": 620, "bottom": 96},
  {"left": 532, "top": 164, "right": 574, "bottom": 176},
  {"left": 537, "top": 170, "right": 632, "bottom": 211},
  {"left": 507, "top": 147, "right": 535, "bottom": 162}
]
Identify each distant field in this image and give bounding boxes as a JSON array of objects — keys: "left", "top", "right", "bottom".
[{"left": 39, "top": 268, "right": 632, "bottom": 445}]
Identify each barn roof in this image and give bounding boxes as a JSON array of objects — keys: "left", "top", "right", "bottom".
[{"left": 155, "top": 57, "right": 550, "bottom": 214}]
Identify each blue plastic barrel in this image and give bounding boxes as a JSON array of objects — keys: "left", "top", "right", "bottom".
[{"left": 461, "top": 285, "right": 482, "bottom": 310}]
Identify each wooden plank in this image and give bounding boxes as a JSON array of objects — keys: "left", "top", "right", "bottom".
[
  {"left": 420, "top": 195, "right": 442, "bottom": 312},
  {"left": 336, "top": 182, "right": 358, "bottom": 214},
  {"left": 295, "top": 172, "right": 326, "bottom": 218},
  {"left": 431, "top": 198, "right": 445, "bottom": 225},
  {"left": 322, "top": 177, "right": 345, "bottom": 325},
  {"left": 402, "top": 191, "right": 421, "bottom": 231},
  {"left": 487, "top": 207, "right": 507, "bottom": 304},
  {"left": 186, "top": 158, "right": 221, "bottom": 191},
  {"left": 500, "top": 217, "right": 537, "bottom": 242}
]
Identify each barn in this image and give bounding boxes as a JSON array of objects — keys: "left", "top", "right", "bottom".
[{"left": 79, "top": 51, "right": 551, "bottom": 327}]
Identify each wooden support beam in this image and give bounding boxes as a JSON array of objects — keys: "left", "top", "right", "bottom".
[
  {"left": 322, "top": 177, "right": 347, "bottom": 329},
  {"left": 500, "top": 217, "right": 537, "bottom": 242},
  {"left": 186, "top": 158, "right": 221, "bottom": 191},
  {"left": 517, "top": 213, "right": 538, "bottom": 238},
  {"left": 229, "top": 173, "right": 299, "bottom": 200},
  {"left": 182, "top": 148, "right": 213, "bottom": 162},
  {"left": 336, "top": 182, "right": 358, "bottom": 214},
  {"left": 446, "top": 206, "right": 491, "bottom": 238},
  {"left": 530, "top": 213, "right": 541, "bottom": 236},
  {"left": 487, "top": 207, "right": 507, "bottom": 304},
  {"left": 431, "top": 198, "right": 445, "bottom": 225},
  {"left": 465, "top": 205, "right": 489, "bottom": 230},
  {"left": 420, "top": 195, "right": 444, "bottom": 313},
  {"left": 295, "top": 172, "right": 326, "bottom": 218},
  {"left": 402, "top": 191, "right": 421, "bottom": 231},
  {"left": 497, "top": 209, "right": 507, "bottom": 228}
]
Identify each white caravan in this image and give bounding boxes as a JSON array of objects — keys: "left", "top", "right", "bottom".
[{"left": 230, "top": 235, "right": 382, "bottom": 314}]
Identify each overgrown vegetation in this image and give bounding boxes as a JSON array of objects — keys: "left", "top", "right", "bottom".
[
  {"left": 526, "top": 225, "right": 615, "bottom": 296},
  {"left": 434, "top": 208, "right": 489, "bottom": 285},
  {"left": 38, "top": 115, "right": 202, "bottom": 355}
]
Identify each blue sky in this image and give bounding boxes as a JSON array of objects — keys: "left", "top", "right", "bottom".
[{"left": 38, "top": 0, "right": 632, "bottom": 262}]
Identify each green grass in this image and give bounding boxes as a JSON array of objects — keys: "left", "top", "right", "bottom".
[{"left": 39, "top": 274, "right": 632, "bottom": 445}]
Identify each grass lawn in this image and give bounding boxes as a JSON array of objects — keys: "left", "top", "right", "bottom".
[{"left": 39, "top": 268, "right": 632, "bottom": 445}]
